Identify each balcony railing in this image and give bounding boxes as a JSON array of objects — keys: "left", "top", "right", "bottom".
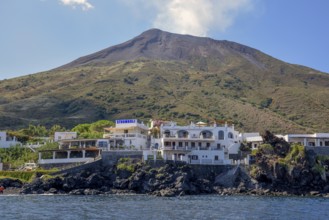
[
  {"left": 162, "top": 134, "right": 215, "bottom": 140},
  {"left": 161, "top": 146, "right": 222, "bottom": 151},
  {"left": 104, "top": 133, "right": 147, "bottom": 139}
]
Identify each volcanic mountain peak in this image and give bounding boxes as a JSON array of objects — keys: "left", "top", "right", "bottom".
[
  {"left": 59, "top": 28, "right": 261, "bottom": 69},
  {"left": 2, "top": 29, "right": 328, "bottom": 132}
]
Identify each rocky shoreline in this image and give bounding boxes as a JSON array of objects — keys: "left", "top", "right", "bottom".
[
  {"left": 2, "top": 131, "right": 329, "bottom": 198},
  {"left": 1, "top": 161, "right": 329, "bottom": 198}
]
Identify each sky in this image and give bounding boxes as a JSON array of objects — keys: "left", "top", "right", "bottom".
[{"left": 0, "top": 0, "right": 329, "bottom": 80}]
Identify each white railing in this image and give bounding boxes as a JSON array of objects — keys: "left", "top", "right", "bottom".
[
  {"left": 161, "top": 146, "right": 221, "bottom": 151},
  {"left": 38, "top": 157, "right": 95, "bottom": 164},
  {"left": 162, "top": 135, "right": 215, "bottom": 140},
  {"left": 104, "top": 133, "right": 147, "bottom": 139}
]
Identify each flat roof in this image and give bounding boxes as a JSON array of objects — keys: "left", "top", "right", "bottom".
[{"left": 39, "top": 147, "right": 100, "bottom": 152}]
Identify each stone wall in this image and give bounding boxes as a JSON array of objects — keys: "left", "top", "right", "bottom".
[
  {"left": 146, "top": 159, "right": 236, "bottom": 179},
  {"left": 306, "top": 147, "right": 329, "bottom": 156},
  {"left": 101, "top": 151, "right": 143, "bottom": 166},
  {"left": 53, "top": 160, "right": 102, "bottom": 175}
]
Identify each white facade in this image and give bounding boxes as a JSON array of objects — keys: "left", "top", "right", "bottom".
[
  {"left": 0, "top": 131, "right": 21, "bottom": 148},
  {"left": 103, "top": 119, "right": 149, "bottom": 149},
  {"left": 240, "top": 133, "right": 263, "bottom": 150},
  {"left": 54, "top": 132, "right": 77, "bottom": 142},
  {"left": 155, "top": 121, "right": 241, "bottom": 165},
  {"left": 284, "top": 133, "right": 329, "bottom": 147},
  {"left": 59, "top": 138, "right": 110, "bottom": 149}
]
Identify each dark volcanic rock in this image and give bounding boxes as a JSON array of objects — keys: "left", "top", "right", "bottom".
[{"left": 0, "top": 178, "right": 23, "bottom": 188}]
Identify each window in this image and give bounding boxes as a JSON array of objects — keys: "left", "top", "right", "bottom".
[
  {"left": 99, "top": 141, "right": 108, "bottom": 148},
  {"left": 191, "top": 155, "right": 198, "bottom": 160},
  {"left": 218, "top": 131, "right": 224, "bottom": 140},
  {"left": 164, "top": 130, "right": 170, "bottom": 137},
  {"left": 179, "top": 142, "right": 183, "bottom": 147},
  {"left": 228, "top": 132, "right": 233, "bottom": 139},
  {"left": 191, "top": 142, "right": 195, "bottom": 147},
  {"left": 198, "top": 142, "right": 202, "bottom": 147},
  {"left": 206, "top": 143, "right": 210, "bottom": 147},
  {"left": 214, "top": 155, "right": 219, "bottom": 160}
]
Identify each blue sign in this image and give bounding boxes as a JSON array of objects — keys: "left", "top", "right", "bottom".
[{"left": 116, "top": 119, "right": 136, "bottom": 124}]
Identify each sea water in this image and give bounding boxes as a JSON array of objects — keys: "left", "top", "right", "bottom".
[{"left": 0, "top": 194, "right": 328, "bottom": 220}]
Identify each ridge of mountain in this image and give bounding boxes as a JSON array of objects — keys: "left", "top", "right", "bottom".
[
  {"left": 58, "top": 29, "right": 267, "bottom": 70},
  {"left": 1, "top": 29, "right": 329, "bottom": 133}
]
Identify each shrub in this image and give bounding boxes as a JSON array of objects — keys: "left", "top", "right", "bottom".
[
  {"left": 258, "top": 144, "right": 274, "bottom": 155},
  {"left": 285, "top": 144, "right": 305, "bottom": 163},
  {"left": 0, "top": 171, "right": 35, "bottom": 182},
  {"left": 249, "top": 165, "right": 259, "bottom": 178},
  {"left": 259, "top": 98, "right": 273, "bottom": 108},
  {"left": 117, "top": 158, "right": 135, "bottom": 173}
]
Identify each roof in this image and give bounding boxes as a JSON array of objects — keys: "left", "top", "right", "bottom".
[
  {"left": 245, "top": 136, "right": 263, "bottom": 142},
  {"left": 39, "top": 147, "right": 100, "bottom": 153},
  {"left": 59, "top": 138, "right": 103, "bottom": 143}
]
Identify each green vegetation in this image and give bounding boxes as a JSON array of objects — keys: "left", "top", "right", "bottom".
[
  {"left": 249, "top": 165, "right": 259, "bottom": 178},
  {"left": 0, "top": 145, "right": 37, "bottom": 168},
  {"left": 316, "top": 155, "right": 329, "bottom": 162},
  {"left": 284, "top": 144, "right": 305, "bottom": 163},
  {"left": 0, "top": 119, "right": 114, "bottom": 169},
  {"left": 117, "top": 158, "right": 135, "bottom": 173},
  {"left": 259, "top": 98, "right": 273, "bottom": 109},
  {"left": 0, "top": 170, "right": 57, "bottom": 182},
  {"left": 239, "top": 143, "right": 251, "bottom": 152},
  {"left": 1, "top": 47, "right": 329, "bottom": 133},
  {"left": 258, "top": 144, "right": 274, "bottom": 155},
  {"left": 0, "top": 171, "right": 35, "bottom": 182},
  {"left": 72, "top": 120, "right": 114, "bottom": 138}
]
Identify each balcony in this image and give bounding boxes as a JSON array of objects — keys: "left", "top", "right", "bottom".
[
  {"left": 104, "top": 133, "right": 147, "bottom": 139},
  {"left": 161, "top": 146, "right": 222, "bottom": 151},
  {"left": 162, "top": 134, "right": 215, "bottom": 141}
]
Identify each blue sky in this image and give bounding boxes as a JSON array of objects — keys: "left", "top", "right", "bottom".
[{"left": 0, "top": 0, "right": 328, "bottom": 80}]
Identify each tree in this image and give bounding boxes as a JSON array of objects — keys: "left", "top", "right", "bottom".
[
  {"left": 49, "top": 125, "right": 66, "bottom": 138},
  {"left": 22, "top": 125, "right": 48, "bottom": 137},
  {"left": 72, "top": 124, "right": 91, "bottom": 135},
  {"left": 90, "top": 120, "right": 114, "bottom": 132}
]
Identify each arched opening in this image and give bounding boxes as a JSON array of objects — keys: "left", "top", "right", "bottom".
[
  {"left": 228, "top": 132, "right": 234, "bottom": 139},
  {"left": 200, "top": 130, "right": 213, "bottom": 139},
  {"left": 218, "top": 130, "right": 224, "bottom": 140},
  {"left": 177, "top": 130, "right": 189, "bottom": 138},
  {"left": 164, "top": 130, "right": 171, "bottom": 137}
]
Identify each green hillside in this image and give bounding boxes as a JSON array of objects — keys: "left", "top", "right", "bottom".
[{"left": 0, "top": 29, "right": 328, "bottom": 133}]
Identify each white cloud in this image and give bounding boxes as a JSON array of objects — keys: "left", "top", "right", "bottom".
[
  {"left": 60, "top": 0, "right": 94, "bottom": 11},
  {"left": 122, "top": 0, "right": 254, "bottom": 37}
]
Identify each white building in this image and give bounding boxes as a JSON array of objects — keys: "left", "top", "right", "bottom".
[
  {"left": 54, "top": 132, "right": 77, "bottom": 142},
  {"left": 103, "top": 119, "right": 149, "bottom": 150},
  {"left": 38, "top": 138, "right": 105, "bottom": 165},
  {"left": 154, "top": 121, "right": 241, "bottom": 165},
  {"left": 0, "top": 131, "right": 21, "bottom": 148},
  {"left": 284, "top": 133, "right": 329, "bottom": 147},
  {"left": 240, "top": 133, "right": 263, "bottom": 150}
]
